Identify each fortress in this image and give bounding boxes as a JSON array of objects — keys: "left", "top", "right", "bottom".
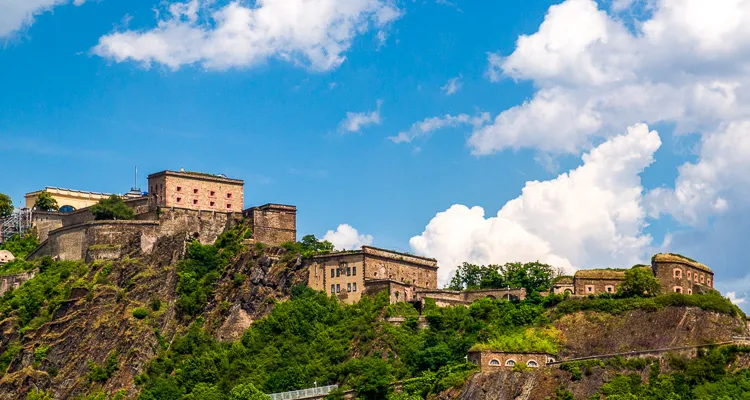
[{"left": 5, "top": 168, "right": 723, "bottom": 306}]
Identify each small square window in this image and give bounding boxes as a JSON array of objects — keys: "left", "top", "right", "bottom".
[
  {"left": 210, "top": 191, "right": 216, "bottom": 197},
  {"left": 176, "top": 186, "right": 182, "bottom": 192},
  {"left": 193, "top": 199, "right": 198, "bottom": 205},
  {"left": 193, "top": 188, "right": 198, "bottom": 194},
  {"left": 210, "top": 201, "right": 215, "bottom": 207},
  {"left": 226, "top": 204, "right": 232, "bottom": 209},
  {"left": 176, "top": 197, "right": 182, "bottom": 203},
  {"left": 227, "top": 193, "right": 232, "bottom": 199}
]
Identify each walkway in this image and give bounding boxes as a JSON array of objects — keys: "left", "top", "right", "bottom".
[{"left": 268, "top": 385, "right": 339, "bottom": 400}]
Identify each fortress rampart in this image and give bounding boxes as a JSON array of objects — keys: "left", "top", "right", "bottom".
[{"left": 0, "top": 270, "right": 38, "bottom": 296}]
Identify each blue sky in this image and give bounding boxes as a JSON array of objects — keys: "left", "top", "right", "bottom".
[{"left": 1, "top": 0, "right": 749, "bottom": 309}]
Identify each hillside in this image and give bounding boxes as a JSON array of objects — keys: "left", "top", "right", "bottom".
[{"left": 0, "top": 228, "right": 747, "bottom": 400}]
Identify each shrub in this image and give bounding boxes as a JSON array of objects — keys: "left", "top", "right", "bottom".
[
  {"left": 149, "top": 298, "right": 162, "bottom": 312},
  {"left": 132, "top": 308, "right": 149, "bottom": 319},
  {"left": 90, "top": 195, "right": 135, "bottom": 221}
]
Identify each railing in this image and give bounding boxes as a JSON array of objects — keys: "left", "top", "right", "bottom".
[{"left": 268, "top": 385, "right": 339, "bottom": 400}]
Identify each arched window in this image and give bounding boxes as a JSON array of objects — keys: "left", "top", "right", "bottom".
[
  {"left": 707, "top": 279, "right": 711, "bottom": 287},
  {"left": 489, "top": 359, "right": 500, "bottom": 366},
  {"left": 564, "top": 289, "right": 573, "bottom": 295},
  {"left": 700, "top": 275, "right": 705, "bottom": 283},
  {"left": 673, "top": 268, "right": 683, "bottom": 279},
  {"left": 505, "top": 360, "right": 516, "bottom": 367},
  {"left": 674, "top": 286, "right": 682, "bottom": 294},
  {"left": 59, "top": 205, "right": 76, "bottom": 213},
  {"left": 548, "top": 357, "right": 556, "bottom": 363},
  {"left": 687, "top": 288, "right": 692, "bottom": 295},
  {"left": 687, "top": 271, "right": 692, "bottom": 281},
  {"left": 527, "top": 360, "right": 539, "bottom": 368}
]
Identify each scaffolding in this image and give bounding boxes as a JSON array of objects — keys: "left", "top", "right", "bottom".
[{"left": 0, "top": 208, "right": 33, "bottom": 243}]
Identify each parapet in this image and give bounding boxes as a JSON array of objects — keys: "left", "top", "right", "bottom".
[
  {"left": 147, "top": 170, "right": 244, "bottom": 185},
  {"left": 362, "top": 246, "right": 438, "bottom": 269}
]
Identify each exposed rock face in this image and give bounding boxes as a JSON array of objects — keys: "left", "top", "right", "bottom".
[
  {"left": 0, "top": 231, "right": 309, "bottom": 399},
  {"left": 448, "top": 307, "right": 747, "bottom": 400}
]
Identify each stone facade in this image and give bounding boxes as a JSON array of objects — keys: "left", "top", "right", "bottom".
[
  {"left": 308, "top": 246, "right": 438, "bottom": 304},
  {"left": 573, "top": 269, "right": 627, "bottom": 296},
  {"left": 243, "top": 204, "right": 296, "bottom": 246},
  {"left": 468, "top": 351, "right": 557, "bottom": 371},
  {"left": 416, "top": 288, "right": 527, "bottom": 307},
  {"left": 651, "top": 253, "right": 714, "bottom": 295},
  {"left": 0, "top": 270, "right": 37, "bottom": 296},
  {"left": 552, "top": 277, "right": 575, "bottom": 295},
  {"left": 148, "top": 170, "right": 244, "bottom": 213},
  {"left": 28, "top": 221, "right": 160, "bottom": 261}
]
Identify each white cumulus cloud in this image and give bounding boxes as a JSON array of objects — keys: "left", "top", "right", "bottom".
[
  {"left": 473, "top": 0, "right": 750, "bottom": 155},
  {"left": 726, "top": 292, "right": 746, "bottom": 306},
  {"left": 93, "top": 0, "right": 402, "bottom": 71},
  {"left": 0, "top": 0, "right": 88, "bottom": 39},
  {"left": 340, "top": 100, "right": 382, "bottom": 133},
  {"left": 411, "top": 123, "right": 660, "bottom": 285},
  {"left": 324, "top": 224, "right": 374, "bottom": 250}
]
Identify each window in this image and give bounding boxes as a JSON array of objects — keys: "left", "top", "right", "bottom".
[
  {"left": 331, "top": 285, "right": 335, "bottom": 294},
  {"left": 193, "top": 199, "right": 198, "bottom": 205},
  {"left": 673, "top": 268, "right": 683, "bottom": 279},
  {"left": 193, "top": 188, "right": 198, "bottom": 194},
  {"left": 226, "top": 204, "right": 232, "bottom": 209},
  {"left": 331, "top": 269, "right": 335, "bottom": 278},
  {"left": 687, "top": 271, "right": 692, "bottom": 280},
  {"left": 586, "top": 285, "right": 595, "bottom": 293},
  {"left": 176, "top": 197, "right": 182, "bottom": 203},
  {"left": 336, "top": 284, "right": 340, "bottom": 293},
  {"left": 227, "top": 193, "right": 232, "bottom": 199},
  {"left": 347, "top": 283, "right": 351, "bottom": 292},
  {"left": 527, "top": 360, "right": 539, "bottom": 368},
  {"left": 176, "top": 186, "right": 182, "bottom": 192},
  {"left": 352, "top": 266, "right": 357, "bottom": 276},
  {"left": 606, "top": 285, "right": 614, "bottom": 293},
  {"left": 352, "top": 283, "right": 357, "bottom": 292},
  {"left": 674, "top": 286, "right": 682, "bottom": 293},
  {"left": 548, "top": 357, "right": 556, "bottom": 363},
  {"left": 688, "top": 288, "right": 693, "bottom": 295},
  {"left": 210, "top": 191, "right": 216, "bottom": 197},
  {"left": 707, "top": 279, "right": 711, "bottom": 287},
  {"left": 210, "top": 201, "right": 215, "bottom": 207},
  {"left": 347, "top": 267, "right": 351, "bottom": 276},
  {"left": 505, "top": 360, "right": 516, "bottom": 367},
  {"left": 489, "top": 359, "right": 500, "bottom": 366},
  {"left": 336, "top": 268, "right": 340, "bottom": 277},
  {"left": 701, "top": 275, "right": 705, "bottom": 283}
]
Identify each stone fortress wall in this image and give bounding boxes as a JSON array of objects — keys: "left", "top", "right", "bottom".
[
  {"left": 0, "top": 270, "right": 38, "bottom": 296},
  {"left": 243, "top": 204, "right": 297, "bottom": 246},
  {"left": 468, "top": 351, "right": 556, "bottom": 371},
  {"left": 148, "top": 170, "right": 244, "bottom": 213}
]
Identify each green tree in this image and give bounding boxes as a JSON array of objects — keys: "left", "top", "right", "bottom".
[
  {"left": 447, "top": 261, "right": 557, "bottom": 294},
  {"left": 0, "top": 193, "right": 12, "bottom": 217},
  {"left": 89, "top": 195, "right": 135, "bottom": 221},
  {"left": 619, "top": 267, "right": 661, "bottom": 297},
  {"left": 346, "top": 357, "right": 394, "bottom": 400},
  {"left": 34, "top": 191, "right": 59, "bottom": 212},
  {"left": 229, "top": 383, "right": 270, "bottom": 400}
]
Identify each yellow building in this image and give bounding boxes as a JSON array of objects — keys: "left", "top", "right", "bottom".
[{"left": 25, "top": 187, "right": 140, "bottom": 212}]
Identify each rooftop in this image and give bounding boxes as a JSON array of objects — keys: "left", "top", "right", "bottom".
[
  {"left": 574, "top": 269, "right": 628, "bottom": 280},
  {"left": 311, "top": 245, "right": 438, "bottom": 268},
  {"left": 148, "top": 170, "right": 244, "bottom": 184},
  {"left": 652, "top": 253, "right": 712, "bottom": 273},
  {"left": 25, "top": 187, "right": 114, "bottom": 198}
]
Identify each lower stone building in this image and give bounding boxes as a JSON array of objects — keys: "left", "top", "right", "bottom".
[
  {"left": 562, "top": 254, "right": 715, "bottom": 297},
  {"left": 308, "top": 246, "right": 439, "bottom": 304},
  {"left": 468, "top": 350, "right": 557, "bottom": 371}
]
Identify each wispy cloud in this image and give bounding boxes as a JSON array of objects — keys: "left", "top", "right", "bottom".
[
  {"left": 339, "top": 100, "right": 383, "bottom": 133},
  {"left": 441, "top": 75, "right": 462, "bottom": 95},
  {"left": 390, "top": 112, "right": 490, "bottom": 144}
]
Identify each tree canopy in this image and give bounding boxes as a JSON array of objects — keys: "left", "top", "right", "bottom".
[
  {"left": 619, "top": 267, "right": 661, "bottom": 298},
  {"left": 89, "top": 195, "right": 135, "bottom": 221},
  {"left": 448, "top": 261, "right": 559, "bottom": 294},
  {"left": 0, "top": 193, "right": 12, "bottom": 218},
  {"left": 33, "top": 191, "right": 58, "bottom": 212}
]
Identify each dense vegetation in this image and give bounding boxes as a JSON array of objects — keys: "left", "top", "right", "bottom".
[
  {"left": 0, "top": 233, "right": 39, "bottom": 274},
  {"left": 447, "top": 261, "right": 559, "bottom": 295},
  {"left": 0, "top": 192, "right": 12, "bottom": 217},
  {"left": 592, "top": 346, "right": 750, "bottom": 399},
  {"left": 90, "top": 195, "right": 135, "bottom": 220}
]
